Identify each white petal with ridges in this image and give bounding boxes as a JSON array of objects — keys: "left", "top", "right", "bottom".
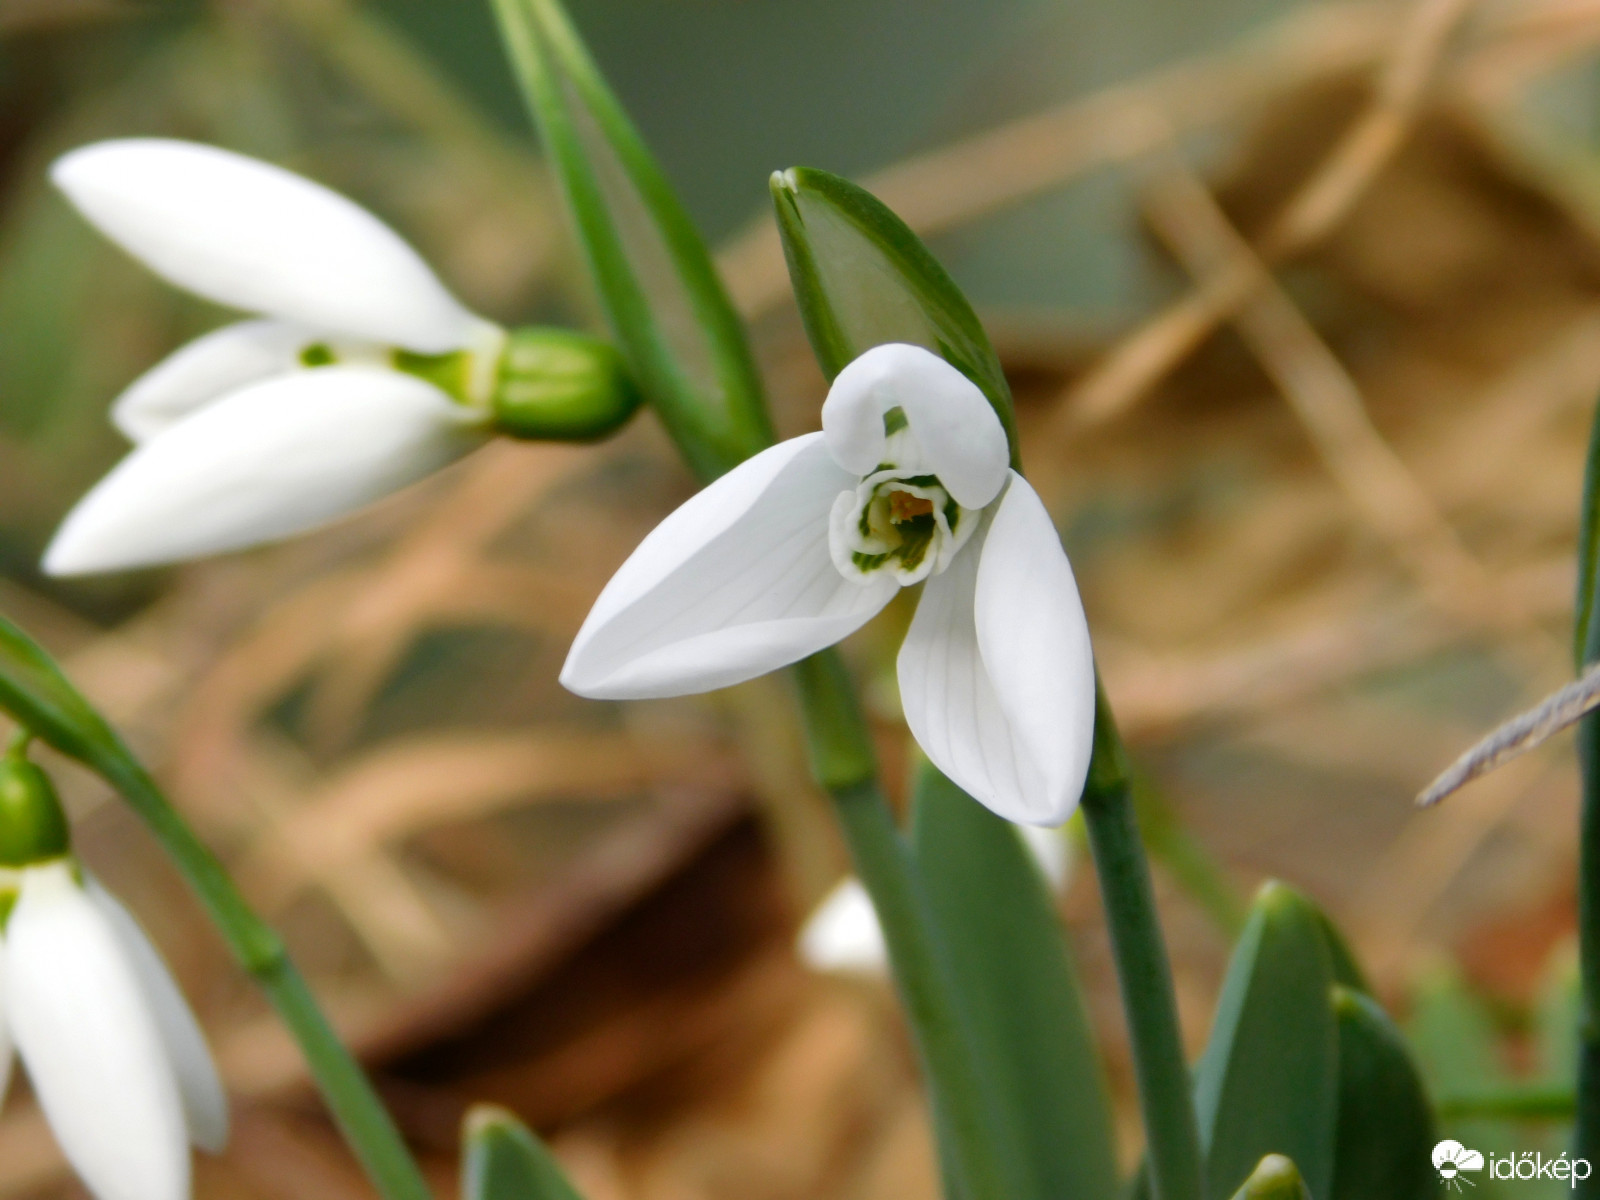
[
  {"left": 897, "top": 475, "right": 1092, "bottom": 825},
  {"left": 974, "top": 473, "right": 1095, "bottom": 823},
  {"left": 797, "top": 878, "right": 886, "bottom": 974},
  {"left": 112, "top": 319, "right": 307, "bottom": 442},
  {"left": 44, "top": 367, "right": 487, "bottom": 575},
  {"left": 52, "top": 139, "right": 481, "bottom": 352},
  {"left": 821, "top": 344, "right": 1008, "bottom": 509},
  {"left": 6, "top": 862, "right": 189, "bottom": 1200},
  {"left": 88, "top": 881, "right": 227, "bottom": 1153},
  {"left": 561, "top": 433, "right": 897, "bottom": 699}
]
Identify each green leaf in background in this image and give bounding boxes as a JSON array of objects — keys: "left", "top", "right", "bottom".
[
  {"left": 769, "top": 167, "right": 1019, "bottom": 465},
  {"left": 0, "top": 612, "right": 128, "bottom": 774},
  {"left": 911, "top": 762, "right": 1120, "bottom": 1200},
  {"left": 488, "top": 0, "right": 771, "bottom": 482},
  {"left": 1327, "top": 986, "right": 1436, "bottom": 1200},
  {"left": 1193, "top": 882, "right": 1340, "bottom": 1200},
  {"left": 1228, "top": 1155, "right": 1312, "bottom": 1200},
  {"left": 462, "top": 1106, "right": 585, "bottom": 1200}
]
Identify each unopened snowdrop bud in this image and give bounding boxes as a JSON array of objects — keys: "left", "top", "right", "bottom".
[
  {"left": 489, "top": 327, "right": 641, "bottom": 441},
  {"left": 0, "top": 755, "right": 227, "bottom": 1200},
  {"left": 0, "top": 746, "right": 69, "bottom": 867}
]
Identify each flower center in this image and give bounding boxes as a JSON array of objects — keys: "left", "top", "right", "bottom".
[{"left": 828, "top": 470, "right": 978, "bottom": 587}]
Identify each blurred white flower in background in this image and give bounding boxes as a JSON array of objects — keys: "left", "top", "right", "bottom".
[
  {"left": 561, "top": 342, "right": 1096, "bottom": 826},
  {"left": 798, "top": 823, "right": 1073, "bottom": 974},
  {"left": 43, "top": 138, "right": 502, "bottom": 575},
  {"left": 1, "top": 861, "right": 227, "bottom": 1200}
]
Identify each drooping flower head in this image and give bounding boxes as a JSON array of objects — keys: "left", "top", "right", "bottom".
[
  {"left": 0, "top": 747, "right": 226, "bottom": 1200},
  {"left": 44, "top": 138, "right": 635, "bottom": 576},
  {"left": 562, "top": 342, "right": 1095, "bottom": 826}
]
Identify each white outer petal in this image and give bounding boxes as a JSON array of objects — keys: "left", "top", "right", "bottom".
[
  {"left": 821, "top": 343, "right": 1008, "bottom": 509},
  {"left": 87, "top": 881, "right": 227, "bottom": 1153},
  {"left": 1018, "top": 823, "right": 1071, "bottom": 892},
  {"left": 561, "top": 433, "right": 898, "bottom": 699},
  {"left": 112, "top": 319, "right": 307, "bottom": 442},
  {"left": 43, "top": 367, "right": 487, "bottom": 575},
  {"left": 6, "top": 863, "right": 189, "bottom": 1200},
  {"left": 52, "top": 139, "right": 481, "bottom": 352},
  {"left": 796, "top": 878, "right": 886, "bottom": 974},
  {"left": 975, "top": 474, "right": 1095, "bottom": 823},
  {"left": 897, "top": 475, "right": 1093, "bottom": 825}
]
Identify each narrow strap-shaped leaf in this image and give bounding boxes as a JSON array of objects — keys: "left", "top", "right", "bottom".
[
  {"left": 1228, "top": 1156, "right": 1311, "bottom": 1200},
  {"left": 1328, "top": 987, "right": 1437, "bottom": 1200},
  {"left": 912, "top": 762, "right": 1120, "bottom": 1200},
  {"left": 770, "top": 167, "right": 1019, "bottom": 466},
  {"left": 490, "top": 0, "right": 771, "bottom": 481},
  {"left": 463, "top": 1106, "right": 585, "bottom": 1200},
  {"left": 1194, "top": 882, "right": 1340, "bottom": 1200},
  {"left": 1576, "top": 388, "right": 1600, "bottom": 669}
]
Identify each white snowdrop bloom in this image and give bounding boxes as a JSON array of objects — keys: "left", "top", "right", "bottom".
[
  {"left": 0, "top": 861, "right": 227, "bottom": 1200},
  {"left": 41, "top": 138, "right": 506, "bottom": 576},
  {"left": 562, "top": 342, "right": 1096, "bottom": 825},
  {"left": 798, "top": 825, "right": 1073, "bottom": 975}
]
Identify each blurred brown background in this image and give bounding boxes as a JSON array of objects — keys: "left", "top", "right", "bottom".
[{"left": 2, "top": 0, "right": 1599, "bottom": 1196}]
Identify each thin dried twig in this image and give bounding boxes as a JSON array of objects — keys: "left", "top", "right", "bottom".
[
  {"left": 1140, "top": 154, "right": 1507, "bottom": 626},
  {"left": 1416, "top": 662, "right": 1600, "bottom": 806},
  {"left": 1060, "top": 0, "right": 1480, "bottom": 428}
]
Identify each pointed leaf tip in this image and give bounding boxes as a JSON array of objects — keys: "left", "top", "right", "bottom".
[{"left": 462, "top": 1105, "right": 584, "bottom": 1200}]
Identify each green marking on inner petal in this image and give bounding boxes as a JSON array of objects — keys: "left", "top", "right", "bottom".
[
  {"left": 852, "top": 551, "right": 891, "bottom": 572},
  {"left": 895, "top": 512, "right": 936, "bottom": 570},
  {"left": 0, "top": 887, "right": 15, "bottom": 928},
  {"left": 944, "top": 496, "right": 961, "bottom": 531},
  {"left": 299, "top": 342, "right": 336, "bottom": 368},
  {"left": 883, "top": 405, "right": 909, "bottom": 435}
]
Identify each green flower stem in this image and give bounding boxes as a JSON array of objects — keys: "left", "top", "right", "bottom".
[
  {"left": 792, "top": 652, "right": 1033, "bottom": 1200},
  {"left": 99, "top": 759, "right": 432, "bottom": 1200},
  {"left": 1082, "top": 679, "right": 1206, "bottom": 1200}
]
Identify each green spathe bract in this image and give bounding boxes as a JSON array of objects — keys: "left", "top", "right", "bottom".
[
  {"left": 769, "top": 166, "right": 1019, "bottom": 468},
  {"left": 0, "top": 749, "right": 70, "bottom": 868}
]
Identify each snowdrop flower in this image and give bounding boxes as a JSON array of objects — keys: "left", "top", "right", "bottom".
[
  {"left": 798, "top": 824, "right": 1073, "bottom": 975},
  {"left": 44, "top": 138, "right": 635, "bottom": 576},
  {"left": 562, "top": 343, "right": 1095, "bottom": 825},
  {"left": 0, "top": 750, "right": 226, "bottom": 1200}
]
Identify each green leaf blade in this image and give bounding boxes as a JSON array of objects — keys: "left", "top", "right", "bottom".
[
  {"left": 1194, "top": 882, "right": 1341, "bottom": 1200},
  {"left": 769, "top": 167, "right": 1019, "bottom": 466},
  {"left": 911, "top": 763, "right": 1119, "bottom": 1200},
  {"left": 462, "top": 1106, "right": 585, "bottom": 1200},
  {"left": 1328, "top": 987, "right": 1437, "bottom": 1200}
]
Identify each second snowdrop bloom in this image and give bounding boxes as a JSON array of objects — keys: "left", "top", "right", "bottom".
[
  {"left": 562, "top": 343, "right": 1095, "bottom": 825},
  {"left": 44, "top": 138, "right": 635, "bottom": 575},
  {"left": 0, "top": 752, "right": 226, "bottom": 1200}
]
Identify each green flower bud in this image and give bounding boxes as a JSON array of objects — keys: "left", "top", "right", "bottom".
[
  {"left": 0, "top": 746, "right": 70, "bottom": 867},
  {"left": 490, "top": 327, "right": 641, "bottom": 442}
]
